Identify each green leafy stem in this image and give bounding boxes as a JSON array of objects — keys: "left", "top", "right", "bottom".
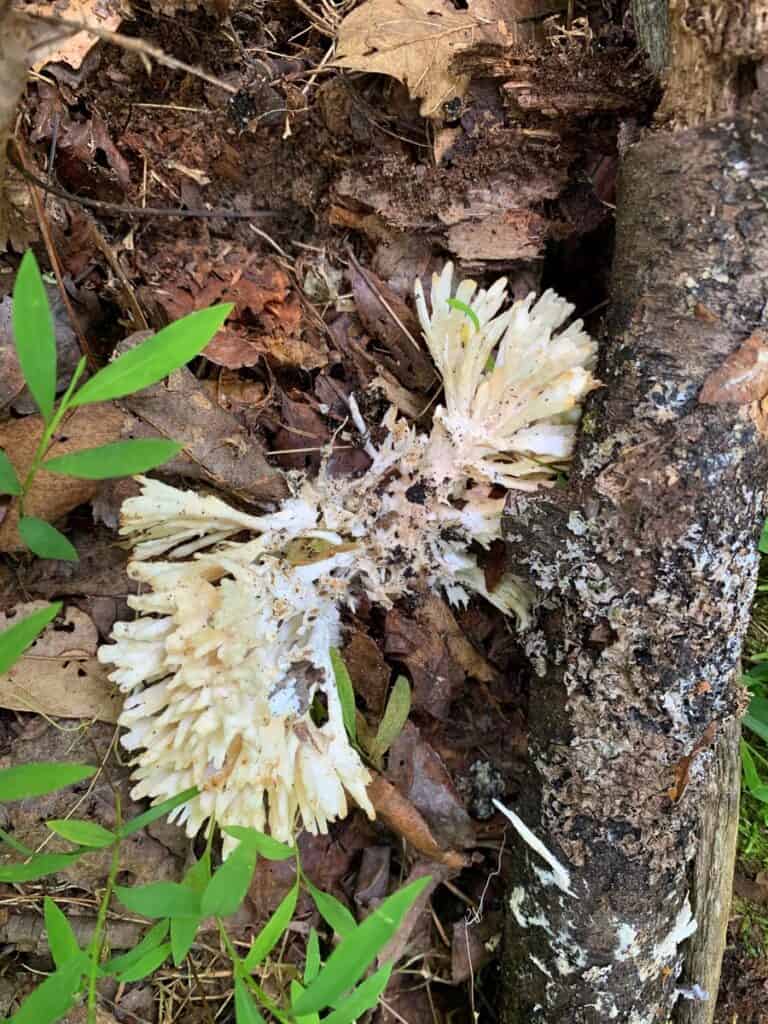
[{"left": 0, "top": 250, "right": 232, "bottom": 561}]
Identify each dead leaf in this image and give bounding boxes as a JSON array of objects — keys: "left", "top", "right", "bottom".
[
  {"left": 142, "top": 246, "right": 326, "bottom": 371},
  {"left": 114, "top": 342, "right": 287, "bottom": 503},
  {"left": 348, "top": 262, "right": 436, "bottom": 390},
  {"left": 25, "top": 0, "right": 122, "bottom": 72},
  {"left": 0, "top": 297, "right": 26, "bottom": 410},
  {"left": 0, "top": 602, "right": 121, "bottom": 722},
  {"left": 354, "top": 846, "right": 391, "bottom": 913},
  {"left": 0, "top": 6, "right": 58, "bottom": 250},
  {"left": 667, "top": 721, "right": 717, "bottom": 802},
  {"left": 343, "top": 630, "right": 391, "bottom": 715},
  {"left": 0, "top": 719, "right": 187, "bottom": 888},
  {"left": 377, "top": 861, "right": 455, "bottom": 965},
  {"left": 385, "top": 594, "right": 496, "bottom": 718},
  {"left": 699, "top": 331, "right": 768, "bottom": 405},
  {"left": 0, "top": 404, "right": 130, "bottom": 551},
  {"left": 0, "top": 287, "right": 83, "bottom": 417},
  {"left": 387, "top": 722, "right": 476, "bottom": 848},
  {"left": 367, "top": 772, "right": 468, "bottom": 868},
  {"left": 334, "top": 0, "right": 491, "bottom": 118}
]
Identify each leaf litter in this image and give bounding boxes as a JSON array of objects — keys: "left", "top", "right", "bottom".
[{"left": 0, "top": 0, "right": 659, "bottom": 1018}]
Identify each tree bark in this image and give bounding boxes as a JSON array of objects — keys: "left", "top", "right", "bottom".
[{"left": 500, "top": 96, "right": 768, "bottom": 1024}]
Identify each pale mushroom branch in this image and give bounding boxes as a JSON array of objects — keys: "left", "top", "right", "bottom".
[{"left": 98, "top": 264, "right": 598, "bottom": 851}]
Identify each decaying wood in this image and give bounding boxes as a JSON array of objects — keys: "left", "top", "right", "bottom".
[
  {"left": 500, "top": 106, "right": 768, "bottom": 1024},
  {"left": 677, "top": 718, "right": 741, "bottom": 1024}
]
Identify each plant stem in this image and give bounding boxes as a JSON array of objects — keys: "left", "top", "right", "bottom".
[
  {"left": 0, "top": 827, "right": 33, "bottom": 856},
  {"left": 86, "top": 791, "right": 122, "bottom": 1024},
  {"left": 19, "top": 356, "right": 87, "bottom": 510},
  {"left": 217, "top": 918, "right": 292, "bottom": 1023}
]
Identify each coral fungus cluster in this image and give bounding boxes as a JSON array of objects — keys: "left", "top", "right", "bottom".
[{"left": 98, "top": 264, "right": 598, "bottom": 849}]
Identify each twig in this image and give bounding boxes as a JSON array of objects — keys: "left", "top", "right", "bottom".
[
  {"left": 14, "top": 136, "right": 98, "bottom": 370},
  {"left": 19, "top": 10, "right": 238, "bottom": 94},
  {"left": 7, "top": 144, "right": 283, "bottom": 222}
]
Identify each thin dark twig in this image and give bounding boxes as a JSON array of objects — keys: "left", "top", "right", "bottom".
[
  {"left": 7, "top": 143, "right": 284, "bottom": 222},
  {"left": 15, "top": 136, "right": 99, "bottom": 370}
]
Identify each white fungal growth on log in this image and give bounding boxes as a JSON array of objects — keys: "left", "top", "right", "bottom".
[{"left": 98, "top": 264, "right": 598, "bottom": 848}]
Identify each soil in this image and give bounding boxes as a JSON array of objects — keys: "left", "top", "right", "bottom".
[{"left": 0, "top": 0, "right": 764, "bottom": 1021}]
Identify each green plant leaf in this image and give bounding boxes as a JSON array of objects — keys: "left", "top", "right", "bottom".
[
  {"left": 8, "top": 953, "right": 87, "bottom": 1024},
  {"left": 0, "top": 851, "right": 87, "bottom": 884},
  {"left": 0, "top": 602, "right": 61, "bottom": 674},
  {"left": 69, "top": 305, "right": 233, "bottom": 408},
  {"left": 760, "top": 517, "right": 768, "bottom": 554},
  {"left": 306, "top": 880, "right": 356, "bottom": 940},
  {"left": 305, "top": 928, "right": 321, "bottom": 984},
  {"left": 222, "top": 825, "right": 295, "bottom": 861},
  {"left": 323, "top": 963, "right": 393, "bottom": 1024},
  {"left": 744, "top": 710, "right": 768, "bottom": 745},
  {"left": 43, "top": 896, "right": 80, "bottom": 968},
  {"left": 12, "top": 251, "right": 57, "bottom": 424},
  {"left": 330, "top": 648, "right": 356, "bottom": 742},
  {"left": 368, "top": 675, "right": 411, "bottom": 766},
  {"left": 446, "top": 297, "right": 480, "bottom": 332},
  {"left": 741, "top": 740, "right": 764, "bottom": 793},
  {"left": 115, "top": 882, "right": 201, "bottom": 919},
  {"left": 18, "top": 517, "right": 78, "bottom": 561},
  {"left": 234, "top": 975, "right": 267, "bottom": 1024},
  {"left": 170, "top": 854, "right": 209, "bottom": 965},
  {"left": 43, "top": 439, "right": 184, "bottom": 479},
  {"left": 201, "top": 838, "right": 258, "bottom": 918},
  {"left": 116, "top": 942, "right": 172, "bottom": 982},
  {"left": 118, "top": 786, "right": 198, "bottom": 838},
  {"left": 0, "top": 450, "right": 21, "bottom": 496},
  {"left": 46, "top": 818, "right": 116, "bottom": 848},
  {"left": 0, "top": 852, "right": 84, "bottom": 883},
  {"left": 0, "top": 760, "right": 94, "bottom": 800},
  {"left": 101, "top": 921, "right": 169, "bottom": 977},
  {"left": 290, "top": 981, "right": 320, "bottom": 1024},
  {"left": 171, "top": 915, "right": 202, "bottom": 967},
  {"left": 0, "top": 827, "right": 33, "bottom": 856},
  {"left": 291, "top": 876, "right": 432, "bottom": 1015},
  {"left": 243, "top": 880, "right": 299, "bottom": 970}
]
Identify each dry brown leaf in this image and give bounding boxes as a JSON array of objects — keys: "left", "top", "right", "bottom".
[
  {"left": 367, "top": 773, "right": 468, "bottom": 868},
  {"left": 0, "top": 404, "right": 130, "bottom": 552},
  {"left": 385, "top": 593, "right": 496, "bottom": 718},
  {"left": 0, "top": 602, "right": 120, "bottom": 722},
  {"left": 348, "top": 262, "right": 436, "bottom": 390},
  {"left": 699, "top": 330, "right": 768, "bottom": 405},
  {"left": 334, "top": 0, "right": 492, "bottom": 118},
  {"left": 387, "top": 722, "right": 476, "bottom": 848},
  {"left": 24, "top": 0, "right": 122, "bottom": 72}
]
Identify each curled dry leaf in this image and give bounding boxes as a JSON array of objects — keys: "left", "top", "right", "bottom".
[
  {"left": 0, "top": 602, "right": 120, "bottom": 722},
  {"left": 334, "top": 0, "right": 495, "bottom": 118},
  {"left": 115, "top": 348, "right": 287, "bottom": 503},
  {"left": 142, "top": 245, "right": 326, "bottom": 371},
  {"left": 0, "top": 404, "right": 130, "bottom": 552},
  {"left": 24, "top": 0, "right": 122, "bottom": 72},
  {"left": 349, "top": 263, "right": 436, "bottom": 390},
  {"left": 699, "top": 330, "right": 768, "bottom": 405},
  {"left": 385, "top": 593, "right": 496, "bottom": 719},
  {"left": 366, "top": 772, "right": 468, "bottom": 868},
  {"left": 387, "top": 722, "right": 476, "bottom": 848}
]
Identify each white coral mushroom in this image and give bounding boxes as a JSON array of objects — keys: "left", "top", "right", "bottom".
[
  {"left": 415, "top": 262, "right": 598, "bottom": 490},
  {"left": 98, "top": 264, "right": 598, "bottom": 850}
]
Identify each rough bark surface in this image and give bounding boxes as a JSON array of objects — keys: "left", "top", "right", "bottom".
[{"left": 500, "top": 114, "right": 768, "bottom": 1022}]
